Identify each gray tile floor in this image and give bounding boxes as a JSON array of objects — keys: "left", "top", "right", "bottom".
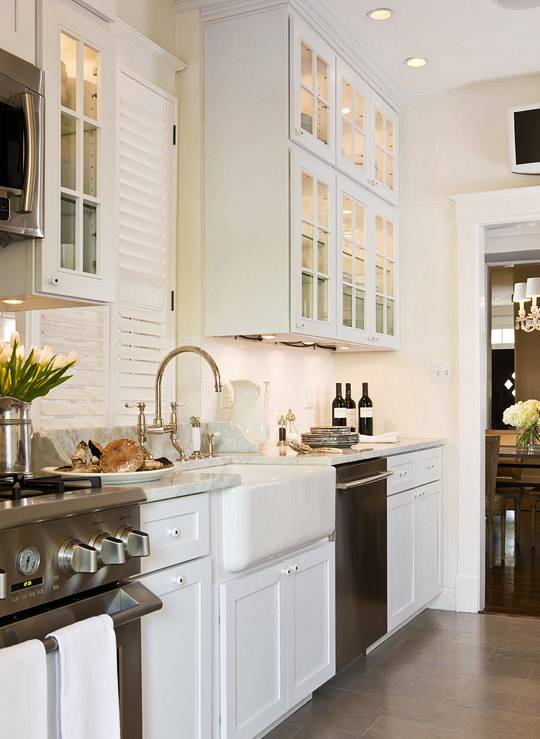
[{"left": 267, "top": 609, "right": 540, "bottom": 738}]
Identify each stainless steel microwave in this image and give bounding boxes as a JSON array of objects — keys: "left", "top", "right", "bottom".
[{"left": 0, "top": 48, "right": 44, "bottom": 244}]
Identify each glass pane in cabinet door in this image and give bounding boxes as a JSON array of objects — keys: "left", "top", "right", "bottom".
[
  {"left": 316, "top": 100, "right": 328, "bottom": 144},
  {"left": 83, "top": 123, "right": 97, "bottom": 196},
  {"left": 375, "top": 146, "right": 384, "bottom": 183},
  {"left": 386, "top": 119, "right": 394, "bottom": 154},
  {"left": 342, "top": 79, "right": 352, "bottom": 116},
  {"left": 355, "top": 252, "right": 365, "bottom": 288},
  {"left": 355, "top": 204, "right": 365, "bottom": 244},
  {"left": 60, "top": 195, "right": 76, "bottom": 270},
  {"left": 83, "top": 45, "right": 99, "bottom": 120},
  {"left": 376, "top": 256, "right": 384, "bottom": 293},
  {"left": 301, "top": 171, "right": 314, "bottom": 221},
  {"left": 386, "top": 260, "right": 394, "bottom": 297},
  {"left": 301, "top": 43, "right": 313, "bottom": 89},
  {"left": 302, "top": 272, "right": 313, "bottom": 318},
  {"left": 386, "top": 221, "right": 394, "bottom": 258},
  {"left": 386, "top": 155, "right": 394, "bottom": 190},
  {"left": 83, "top": 201, "right": 97, "bottom": 274},
  {"left": 300, "top": 88, "right": 314, "bottom": 135},
  {"left": 343, "top": 242, "right": 352, "bottom": 283},
  {"left": 376, "top": 296, "right": 384, "bottom": 334},
  {"left": 317, "top": 277, "right": 328, "bottom": 321},
  {"left": 375, "top": 216, "right": 384, "bottom": 253},
  {"left": 302, "top": 222, "right": 314, "bottom": 270},
  {"left": 60, "top": 33, "right": 77, "bottom": 111},
  {"left": 354, "top": 130, "right": 365, "bottom": 168},
  {"left": 317, "top": 181, "right": 328, "bottom": 228},
  {"left": 316, "top": 56, "right": 328, "bottom": 100},
  {"left": 375, "top": 110, "right": 384, "bottom": 148},
  {"left": 355, "top": 290, "right": 365, "bottom": 330},
  {"left": 317, "top": 230, "right": 328, "bottom": 274},
  {"left": 343, "top": 285, "right": 352, "bottom": 327},
  {"left": 60, "top": 114, "right": 77, "bottom": 190},
  {"left": 342, "top": 120, "right": 352, "bottom": 161},
  {"left": 354, "top": 91, "right": 365, "bottom": 130},
  {"left": 387, "top": 299, "right": 395, "bottom": 336},
  {"left": 342, "top": 197, "right": 353, "bottom": 235}
]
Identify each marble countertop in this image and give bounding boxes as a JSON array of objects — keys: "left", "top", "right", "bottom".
[{"left": 140, "top": 437, "right": 445, "bottom": 503}]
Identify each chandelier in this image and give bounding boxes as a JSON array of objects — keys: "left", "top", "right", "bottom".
[{"left": 513, "top": 278, "right": 540, "bottom": 332}]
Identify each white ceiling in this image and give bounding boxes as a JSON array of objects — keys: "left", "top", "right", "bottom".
[{"left": 320, "top": 0, "right": 540, "bottom": 96}]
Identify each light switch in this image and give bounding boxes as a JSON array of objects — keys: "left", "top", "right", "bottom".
[{"left": 431, "top": 362, "right": 453, "bottom": 383}]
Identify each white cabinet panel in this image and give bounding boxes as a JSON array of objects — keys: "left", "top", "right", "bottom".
[
  {"left": 387, "top": 489, "right": 415, "bottom": 632},
  {"left": 371, "top": 197, "right": 399, "bottom": 349},
  {"left": 0, "top": 0, "right": 35, "bottom": 63},
  {"left": 414, "top": 482, "right": 442, "bottom": 605},
  {"left": 141, "top": 557, "right": 211, "bottom": 739},
  {"left": 220, "top": 563, "right": 288, "bottom": 739},
  {"left": 288, "top": 542, "right": 335, "bottom": 705},
  {"left": 371, "top": 92, "right": 399, "bottom": 206},
  {"left": 336, "top": 59, "right": 371, "bottom": 189},
  {"left": 290, "top": 16, "right": 336, "bottom": 164}
]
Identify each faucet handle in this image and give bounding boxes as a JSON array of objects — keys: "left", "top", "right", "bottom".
[
  {"left": 125, "top": 402, "right": 147, "bottom": 430},
  {"left": 125, "top": 401, "right": 146, "bottom": 411}
]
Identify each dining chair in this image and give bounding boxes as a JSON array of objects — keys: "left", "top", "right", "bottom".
[
  {"left": 485, "top": 435, "right": 507, "bottom": 567},
  {"left": 496, "top": 466, "right": 523, "bottom": 548}
]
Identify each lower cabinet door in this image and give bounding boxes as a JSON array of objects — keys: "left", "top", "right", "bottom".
[
  {"left": 141, "top": 556, "right": 211, "bottom": 739},
  {"left": 220, "top": 563, "right": 288, "bottom": 739},
  {"left": 288, "top": 542, "right": 335, "bottom": 706},
  {"left": 414, "top": 482, "right": 443, "bottom": 606},
  {"left": 387, "top": 489, "right": 416, "bottom": 632}
]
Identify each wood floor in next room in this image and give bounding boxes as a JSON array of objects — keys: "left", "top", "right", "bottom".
[{"left": 267, "top": 609, "right": 540, "bottom": 739}]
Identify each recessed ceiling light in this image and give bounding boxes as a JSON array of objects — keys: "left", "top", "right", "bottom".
[
  {"left": 2, "top": 299, "right": 24, "bottom": 305},
  {"left": 404, "top": 57, "right": 427, "bottom": 68},
  {"left": 367, "top": 7, "right": 393, "bottom": 20}
]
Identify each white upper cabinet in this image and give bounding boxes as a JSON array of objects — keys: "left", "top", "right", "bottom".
[
  {"left": 372, "top": 197, "right": 399, "bottom": 348},
  {"left": 39, "top": 1, "right": 116, "bottom": 302},
  {"left": 290, "top": 17, "right": 336, "bottom": 164},
  {"left": 0, "top": 0, "right": 36, "bottom": 63},
  {"left": 336, "top": 60, "right": 371, "bottom": 190},
  {"left": 291, "top": 148, "right": 336, "bottom": 339},
  {"left": 371, "top": 92, "right": 399, "bottom": 205}
]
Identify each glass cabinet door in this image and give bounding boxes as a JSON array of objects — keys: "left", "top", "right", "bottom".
[
  {"left": 373, "top": 204, "right": 398, "bottom": 346},
  {"left": 290, "top": 17, "right": 336, "bottom": 165},
  {"left": 336, "top": 61, "right": 371, "bottom": 189},
  {"left": 371, "top": 92, "right": 399, "bottom": 205},
  {"left": 292, "top": 149, "right": 336, "bottom": 339}
]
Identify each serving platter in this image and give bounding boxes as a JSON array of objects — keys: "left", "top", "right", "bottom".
[{"left": 41, "top": 466, "right": 175, "bottom": 486}]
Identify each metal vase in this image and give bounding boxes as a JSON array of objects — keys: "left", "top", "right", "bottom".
[{"left": 0, "top": 397, "right": 32, "bottom": 475}]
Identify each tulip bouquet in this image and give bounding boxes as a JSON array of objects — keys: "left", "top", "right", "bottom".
[
  {"left": 503, "top": 399, "right": 540, "bottom": 449},
  {"left": 0, "top": 332, "right": 78, "bottom": 403}
]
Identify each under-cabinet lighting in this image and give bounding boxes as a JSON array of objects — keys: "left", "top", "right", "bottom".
[
  {"left": 337, "top": 346, "right": 349, "bottom": 351},
  {"left": 261, "top": 335, "right": 276, "bottom": 341},
  {"left": 341, "top": 107, "right": 351, "bottom": 115},
  {"left": 367, "top": 7, "right": 393, "bottom": 20},
  {"left": 343, "top": 210, "right": 353, "bottom": 214},
  {"left": 2, "top": 299, "right": 24, "bottom": 305},
  {"left": 404, "top": 57, "right": 427, "bottom": 68}
]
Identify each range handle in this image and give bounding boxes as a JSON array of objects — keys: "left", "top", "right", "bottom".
[{"left": 336, "top": 471, "right": 393, "bottom": 490}]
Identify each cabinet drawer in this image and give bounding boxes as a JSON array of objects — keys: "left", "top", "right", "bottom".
[
  {"left": 141, "top": 493, "right": 209, "bottom": 573},
  {"left": 415, "top": 451, "right": 442, "bottom": 486},
  {"left": 387, "top": 462, "right": 414, "bottom": 496}
]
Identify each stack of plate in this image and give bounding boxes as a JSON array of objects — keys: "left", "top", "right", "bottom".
[{"left": 301, "top": 427, "right": 359, "bottom": 449}]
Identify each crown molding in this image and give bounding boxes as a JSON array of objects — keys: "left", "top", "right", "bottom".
[
  {"left": 174, "top": 0, "right": 405, "bottom": 109},
  {"left": 112, "top": 18, "right": 186, "bottom": 71}
]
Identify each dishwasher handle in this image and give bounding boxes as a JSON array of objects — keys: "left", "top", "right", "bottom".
[{"left": 336, "top": 470, "right": 393, "bottom": 490}]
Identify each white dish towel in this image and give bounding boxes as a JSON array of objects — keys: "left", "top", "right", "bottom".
[
  {"left": 357, "top": 431, "right": 400, "bottom": 444},
  {"left": 48, "top": 614, "right": 121, "bottom": 739},
  {"left": 0, "top": 639, "right": 47, "bottom": 739}
]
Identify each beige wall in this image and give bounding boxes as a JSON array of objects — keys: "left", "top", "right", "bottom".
[
  {"left": 116, "top": 0, "right": 177, "bottom": 55},
  {"left": 338, "top": 73, "right": 540, "bottom": 603}
]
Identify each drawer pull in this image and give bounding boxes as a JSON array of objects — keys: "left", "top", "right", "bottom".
[
  {"left": 173, "top": 576, "right": 184, "bottom": 586},
  {"left": 168, "top": 528, "right": 181, "bottom": 538}
]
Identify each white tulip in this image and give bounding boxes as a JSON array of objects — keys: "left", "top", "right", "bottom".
[
  {"left": 9, "top": 331, "right": 20, "bottom": 347},
  {"left": 38, "top": 345, "right": 53, "bottom": 365},
  {"left": 64, "top": 351, "right": 78, "bottom": 366},
  {"left": 15, "top": 345, "right": 25, "bottom": 361},
  {"left": 0, "top": 347, "right": 10, "bottom": 364}
]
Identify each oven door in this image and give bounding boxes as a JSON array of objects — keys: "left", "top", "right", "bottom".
[
  {"left": 0, "top": 71, "right": 44, "bottom": 242},
  {"left": 0, "top": 581, "right": 162, "bottom": 739}
]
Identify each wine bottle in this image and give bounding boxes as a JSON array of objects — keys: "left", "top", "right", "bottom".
[
  {"left": 358, "top": 382, "right": 373, "bottom": 435},
  {"left": 332, "top": 383, "right": 347, "bottom": 427},
  {"left": 345, "top": 383, "right": 356, "bottom": 431}
]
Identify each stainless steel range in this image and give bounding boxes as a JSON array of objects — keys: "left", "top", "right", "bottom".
[{"left": 0, "top": 473, "right": 161, "bottom": 739}]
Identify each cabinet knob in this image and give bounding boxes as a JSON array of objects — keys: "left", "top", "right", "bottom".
[
  {"left": 282, "top": 567, "right": 292, "bottom": 575},
  {"left": 48, "top": 275, "right": 60, "bottom": 286},
  {"left": 168, "top": 528, "right": 181, "bottom": 539},
  {"left": 173, "top": 575, "right": 184, "bottom": 586},
  {"left": 292, "top": 564, "right": 299, "bottom": 572}
]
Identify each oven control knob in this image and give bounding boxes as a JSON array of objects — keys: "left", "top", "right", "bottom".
[
  {"left": 115, "top": 527, "right": 150, "bottom": 558},
  {"left": 58, "top": 539, "right": 98, "bottom": 574},
  {"left": 88, "top": 532, "right": 126, "bottom": 566}
]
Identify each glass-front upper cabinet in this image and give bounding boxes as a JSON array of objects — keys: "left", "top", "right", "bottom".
[
  {"left": 40, "top": 1, "right": 115, "bottom": 302},
  {"left": 372, "top": 200, "right": 399, "bottom": 348},
  {"left": 371, "top": 92, "right": 399, "bottom": 206},
  {"left": 336, "top": 60, "right": 371, "bottom": 190},
  {"left": 290, "top": 16, "right": 336, "bottom": 165},
  {"left": 291, "top": 148, "right": 336, "bottom": 339}
]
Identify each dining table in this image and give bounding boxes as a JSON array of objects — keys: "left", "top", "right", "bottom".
[{"left": 497, "top": 446, "right": 540, "bottom": 547}]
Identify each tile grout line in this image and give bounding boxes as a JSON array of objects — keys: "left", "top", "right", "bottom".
[{"left": 361, "top": 714, "right": 383, "bottom": 736}]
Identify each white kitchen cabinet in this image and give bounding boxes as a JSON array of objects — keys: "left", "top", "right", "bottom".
[
  {"left": 220, "top": 541, "right": 335, "bottom": 739},
  {"left": 39, "top": 0, "right": 116, "bottom": 302},
  {"left": 371, "top": 92, "right": 399, "bottom": 206},
  {"left": 372, "top": 196, "right": 399, "bottom": 348},
  {"left": 291, "top": 148, "right": 337, "bottom": 339},
  {"left": 414, "top": 482, "right": 443, "bottom": 606},
  {"left": 387, "top": 489, "right": 415, "bottom": 632},
  {"left": 141, "top": 556, "right": 212, "bottom": 739},
  {"left": 336, "top": 60, "right": 371, "bottom": 190},
  {"left": 290, "top": 16, "right": 336, "bottom": 164},
  {"left": 0, "top": 0, "right": 35, "bottom": 63}
]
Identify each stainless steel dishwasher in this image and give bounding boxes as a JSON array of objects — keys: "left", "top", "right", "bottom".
[{"left": 335, "top": 457, "right": 392, "bottom": 671}]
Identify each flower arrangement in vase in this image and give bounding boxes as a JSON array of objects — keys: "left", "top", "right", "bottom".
[{"left": 502, "top": 399, "right": 540, "bottom": 450}]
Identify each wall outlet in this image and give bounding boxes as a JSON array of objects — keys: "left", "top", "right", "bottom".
[{"left": 431, "top": 362, "right": 453, "bottom": 384}]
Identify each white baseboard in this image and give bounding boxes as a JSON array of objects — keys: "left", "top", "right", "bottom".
[
  {"left": 455, "top": 575, "right": 481, "bottom": 613},
  {"left": 429, "top": 587, "right": 456, "bottom": 611}
]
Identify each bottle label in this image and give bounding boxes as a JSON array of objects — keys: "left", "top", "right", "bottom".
[
  {"left": 334, "top": 408, "right": 347, "bottom": 419},
  {"left": 346, "top": 410, "right": 356, "bottom": 428},
  {"left": 360, "top": 408, "right": 373, "bottom": 418}
]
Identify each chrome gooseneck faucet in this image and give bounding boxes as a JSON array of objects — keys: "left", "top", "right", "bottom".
[{"left": 128, "top": 346, "right": 222, "bottom": 461}]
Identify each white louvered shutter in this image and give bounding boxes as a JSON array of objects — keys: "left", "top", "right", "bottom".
[{"left": 112, "top": 72, "right": 176, "bottom": 426}]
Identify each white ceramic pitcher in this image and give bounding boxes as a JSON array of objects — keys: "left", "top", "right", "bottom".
[{"left": 229, "top": 379, "right": 270, "bottom": 446}]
